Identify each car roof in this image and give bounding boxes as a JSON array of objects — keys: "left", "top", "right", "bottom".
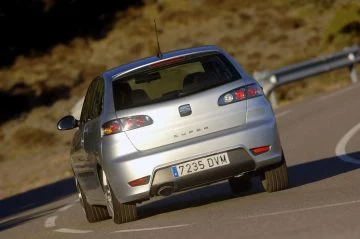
[{"left": 102, "top": 45, "right": 225, "bottom": 82}]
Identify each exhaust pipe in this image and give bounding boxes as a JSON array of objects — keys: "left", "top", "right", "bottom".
[{"left": 157, "top": 185, "right": 175, "bottom": 196}]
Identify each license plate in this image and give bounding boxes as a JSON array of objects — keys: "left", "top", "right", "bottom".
[{"left": 171, "top": 152, "right": 230, "bottom": 178}]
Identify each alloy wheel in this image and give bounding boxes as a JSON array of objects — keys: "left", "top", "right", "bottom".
[
  {"left": 102, "top": 170, "right": 114, "bottom": 218},
  {"left": 75, "top": 179, "right": 85, "bottom": 214}
]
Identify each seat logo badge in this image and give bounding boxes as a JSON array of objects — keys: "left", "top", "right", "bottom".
[{"left": 179, "top": 104, "right": 192, "bottom": 117}]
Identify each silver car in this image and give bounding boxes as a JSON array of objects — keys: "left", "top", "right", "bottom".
[{"left": 57, "top": 45, "right": 288, "bottom": 224}]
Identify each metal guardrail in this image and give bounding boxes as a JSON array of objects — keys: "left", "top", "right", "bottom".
[{"left": 254, "top": 45, "right": 360, "bottom": 107}]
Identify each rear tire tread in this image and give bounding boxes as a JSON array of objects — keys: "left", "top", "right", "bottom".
[
  {"left": 261, "top": 154, "right": 289, "bottom": 193},
  {"left": 77, "top": 181, "right": 110, "bottom": 223},
  {"left": 110, "top": 187, "right": 137, "bottom": 224}
]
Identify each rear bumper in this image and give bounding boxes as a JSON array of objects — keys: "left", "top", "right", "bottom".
[
  {"left": 102, "top": 112, "right": 282, "bottom": 204},
  {"left": 150, "top": 148, "right": 255, "bottom": 196}
]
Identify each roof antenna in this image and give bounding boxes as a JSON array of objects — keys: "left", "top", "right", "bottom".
[{"left": 154, "top": 20, "right": 163, "bottom": 58}]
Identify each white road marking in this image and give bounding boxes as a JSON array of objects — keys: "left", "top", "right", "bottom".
[
  {"left": 58, "top": 203, "right": 76, "bottom": 212},
  {"left": 112, "top": 224, "right": 191, "bottom": 233},
  {"left": 46, "top": 197, "right": 190, "bottom": 234},
  {"left": 44, "top": 199, "right": 79, "bottom": 229},
  {"left": 54, "top": 228, "right": 93, "bottom": 234},
  {"left": 44, "top": 216, "right": 58, "bottom": 228},
  {"left": 335, "top": 122, "right": 360, "bottom": 165},
  {"left": 318, "top": 83, "right": 360, "bottom": 101},
  {"left": 237, "top": 199, "right": 360, "bottom": 220},
  {"left": 275, "top": 110, "right": 291, "bottom": 118}
]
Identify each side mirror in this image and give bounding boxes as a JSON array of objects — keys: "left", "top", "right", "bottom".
[{"left": 57, "top": 115, "right": 79, "bottom": 131}]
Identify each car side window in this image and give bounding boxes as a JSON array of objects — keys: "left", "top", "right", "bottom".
[
  {"left": 80, "top": 79, "right": 98, "bottom": 124},
  {"left": 89, "top": 77, "right": 104, "bottom": 119}
]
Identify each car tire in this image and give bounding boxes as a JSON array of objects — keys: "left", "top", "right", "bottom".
[
  {"left": 260, "top": 153, "right": 289, "bottom": 193},
  {"left": 228, "top": 176, "right": 252, "bottom": 193},
  {"left": 76, "top": 179, "right": 110, "bottom": 223},
  {"left": 110, "top": 187, "right": 138, "bottom": 224}
]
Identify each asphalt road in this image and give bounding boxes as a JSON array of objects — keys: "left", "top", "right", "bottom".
[{"left": 1, "top": 82, "right": 360, "bottom": 239}]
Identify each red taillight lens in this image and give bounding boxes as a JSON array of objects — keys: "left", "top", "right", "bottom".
[
  {"left": 135, "top": 116, "right": 145, "bottom": 125},
  {"left": 102, "top": 115, "right": 153, "bottom": 136},
  {"left": 122, "top": 115, "right": 151, "bottom": 131},
  {"left": 234, "top": 88, "right": 246, "bottom": 101},
  {"left": 102, "top": 120, "right": 122, "bottom": 136},
  {"left": 218, "top": 84, "right": 263, "bottom": 106},
  {"left": 246, "top": 85, "right": 263, "bottom": 98},
  {"left": 250, "top": 146, "right": 270, "bottom": 155},
  {"left": 128, "top": 176, "right": 150, "bottom": 187}
]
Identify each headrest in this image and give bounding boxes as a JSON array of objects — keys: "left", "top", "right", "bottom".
[
  {"left": 131, "top": 89, "right": 150, "bottom": 105},
  {"left": 183, "top": 72, "right": 219, "bottom": 90},
  {"left": 115, "top": 82, "right": 132, "bottom": 93}
]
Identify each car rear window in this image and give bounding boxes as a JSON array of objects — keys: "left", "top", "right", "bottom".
[{"left": 112, "top": 53, "right": 241, "bottom": 110}]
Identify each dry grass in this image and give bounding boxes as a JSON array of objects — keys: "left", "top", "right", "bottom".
[
  {"left": 0, "top": 0, "right": 359, "bottom": 199},
  {"left": 276, "top": 67, "right": 355, "bottom": 106},
  {"left": 14, "top": 127, "right": 57, "bottom": 147}
]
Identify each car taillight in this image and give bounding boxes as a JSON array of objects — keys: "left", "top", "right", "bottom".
[
  {"left": 246, "top": 84, "right": 263, "bottom": 98},
  {"left": 234, "top": 88, "right": 246, "bottom": 101},
  {"left": 218, "top": 84, "right": 263, "bottom": 106},
  {"left": 102, "top": 115, "right": 153, "bottom": 136},
  {"left": 102, "top": 120, "right": 122, "bottom": 135}
]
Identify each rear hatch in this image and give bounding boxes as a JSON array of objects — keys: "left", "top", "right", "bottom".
[{"left": 113, "top": 53, "right": 248, "bottom": 151}]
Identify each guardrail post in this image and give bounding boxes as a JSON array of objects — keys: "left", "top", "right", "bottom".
[
  {"left": 349, "top": 64, "right": 358, "bottom": 84},
  {"left": 269, "top": 75, "right": 278, "bottom": 108},
  {"left": 270, "top": 90, "right": 278, "bottom": 108},
  {"left": 348, "top": 53, "right": 358, "bottom": 84}
]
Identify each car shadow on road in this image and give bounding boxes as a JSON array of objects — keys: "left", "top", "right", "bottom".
[
  {"left": 138, "top": 152, "right": 360, "bottom": 219},
  {"left": 0, "top": 206, "right": 65, "bottom": 232},
  {"left": 288, "top": 151, "right": 360, "bottom": 188},
  {"left": 0, "top": 177, "right": 75, "bottom": 221}
]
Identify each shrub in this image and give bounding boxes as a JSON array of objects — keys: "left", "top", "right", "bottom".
[{"left": 324, "top": 5, "right": 360, "bottom": 46}]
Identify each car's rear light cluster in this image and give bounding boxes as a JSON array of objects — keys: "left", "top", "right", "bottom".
[
  {"left": 102, "top": 115, "right": 153, "bottom": 136},
  {"left": 218, "top": 84, "right": 263, "bottom": 106}
]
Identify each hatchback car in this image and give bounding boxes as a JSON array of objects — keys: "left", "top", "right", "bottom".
[{"left": 57, "top": 45, "right": 288, "bottom": 224}]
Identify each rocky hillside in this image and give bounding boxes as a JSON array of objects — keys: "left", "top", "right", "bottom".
[{"left": 0, "top": 0, "right": 359, "bottom": 199}]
